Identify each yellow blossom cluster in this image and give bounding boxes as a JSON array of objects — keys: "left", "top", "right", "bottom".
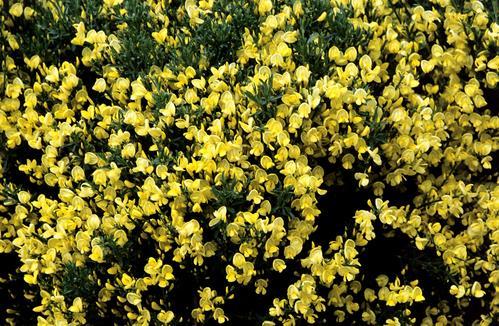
[{"left": 0, "top": 0, "right": 498, "bottom": 324}]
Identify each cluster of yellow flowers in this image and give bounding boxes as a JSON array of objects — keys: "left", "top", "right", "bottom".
[{"left": 1, "top": 0, "right": 498, "bottom": 324}]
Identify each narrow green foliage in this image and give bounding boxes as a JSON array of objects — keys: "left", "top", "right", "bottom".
[
  {"left": 11, "top": 0, "right": 105, "bottom": 65},
  {"left": 245, "top": 76, "right": 283, "bottom": 125},
  {"left": 192, "top": 0, "right": 260, "bottom": 67},
  {"left": 269, "top": 185, "right": 295, "bottom": 217},
  {"left": 212, "top": 175, "right": 249, "bottom": 214},
  {"left": 61, "top": 263, "right": 99, "bottom": 303},
  {"left": 291, "top": 1, "right": 372, "bottom": 77}
]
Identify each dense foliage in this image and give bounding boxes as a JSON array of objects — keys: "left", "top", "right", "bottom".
[{"left": 1, "top": 0, "right": 498, "bottom": 325}]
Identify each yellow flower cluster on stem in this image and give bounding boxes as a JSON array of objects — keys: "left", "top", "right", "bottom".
[{"left": 0, "top": 0, "right": 498, "bottom": 325}]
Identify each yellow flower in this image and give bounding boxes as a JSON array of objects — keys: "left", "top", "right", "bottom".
[
  {"left": 420, "top": 60, "right": 435, "bottom": 73},
  {"left": 219, "top": 91, "right": 236, "bottom": 116},
  {"left": 126, "top": 292, "right": 142, "bottom": 306},
  {"left": 92, "top": 78, "right": 107, "bottom": 92},
  {"left": 133, "top": 157, "right": 154, "bottom": 174},
  {"left": 87, "top": 214, "right": 101, "bottom": 231},
  {"left": 213, "top": 308, "right": 228, "bottom": 323},
  {"left": 22, "top": 91, "right": 37, "bottom": 111},
  {"left": 282, "top": 31, "right": 298, "bottom": 43},
  {"left": 385, "top": 317, "right": 401, "bottom": 326},
  {"left": 255, "top": 278, "right": 268, "bottom": 295},
  {"left": 69, "top": 297, "right": 83, "bottom": 313},
  {"left": 9, "top": 3, "right": 23, "bottom": 17},
  {"left": 131, "top": 79, "right": 148, "bottom": 100},
  {"left": 209, "top": 206, "right": 227, "bottom": 227},
  {"left": 152, "top": 28, "right": 168, "bottom": 44},
  {"left": 282, "top": 91, "right": 302, "bottom": 106},
  {"left": 71, "top": 166, "right": 86, "bottom": 182},
  {"left": 92, "top": 169, "right": 108, "bottom": 186},
  {"left": 344, "top": 47, "right": 357, "bottom": 61},
  {"left": 24, "top": 55, "right": 41, "bottom": 70},
  {"left": 471, "top": 282, "right": 485, "bottom": 298},
  {"left": 89, "top": 244, "right": 104, "bottom": 263},
  {"left": 226, "top": 265, "right": 237, "bottom": 282},
  {"left": 354, "top": 173, "right": 369, "bottom": 187},
  {"left": 273, "top": 259, "right": 286, "bottom": 273},
  {"left": 17, "top": 191, "right": 31, "bottom": 204},
  {"left": 317, "top": 11, "right": 327, "bottom": 22},
  {"left": 246, "top": 190, "right": 263, "bottom": 205},
  {"left": 258, "top": 0, "right": 273, "bottom": 16},
  {"left": 412, "top": 286, "right": 425, "bottom": 302},
  {"left": 449, "top": 285, "right": 466, "bottom": 298},
  {"left": 376, "top": 274, "right": 389, "bottom": 287},
  {"left": 24, "top": 274, "right": 37, "bottom": 284},
  {"left": 157, "top": 310, "right": 174, "bottom": 324},
  {"left": 122, "top": 143, "right": 136, "bottom": 158},
  {"left": 295, "top": 66, "right": 311, "bottom": 85},
  {"left": 488, "top": 56, "right": 499, "bottom": 70}
]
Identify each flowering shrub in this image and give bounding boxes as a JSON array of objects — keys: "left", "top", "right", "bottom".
[{"left": 1, "top": 0, "right": 498, "bottom": 325}]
